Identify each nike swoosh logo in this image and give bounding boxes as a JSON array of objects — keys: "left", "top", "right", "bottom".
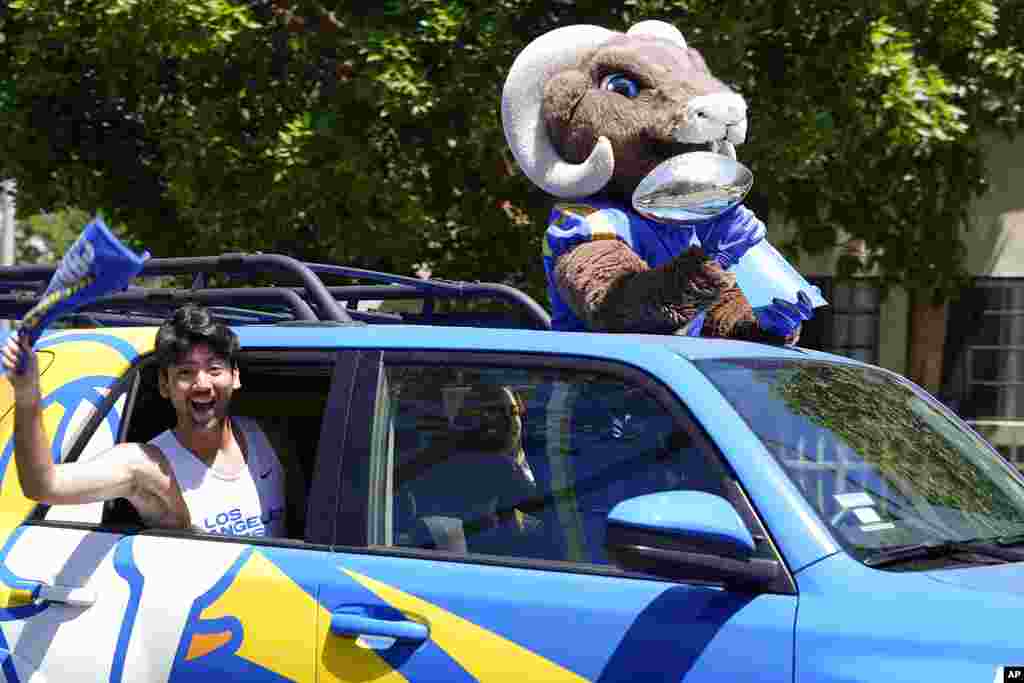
[{"left": 259, "top": 469, "right": 272, "bottom": 479}]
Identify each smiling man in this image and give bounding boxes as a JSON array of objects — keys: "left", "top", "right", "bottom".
[{"left": 1, "top": 304, "right": 289, "bottom": 537}]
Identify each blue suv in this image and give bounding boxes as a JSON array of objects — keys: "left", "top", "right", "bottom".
[{"left": 0, "top": 253, "right": 1020, "bottom": 682}]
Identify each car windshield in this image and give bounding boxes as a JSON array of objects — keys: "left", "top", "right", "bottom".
[{"left": 695, "top": 358, "right": 1024, "bottom": 559}]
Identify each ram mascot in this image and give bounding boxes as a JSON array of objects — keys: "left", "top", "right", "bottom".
[{"left": 501, "top": 20, "right": 821, "bottom": 342}]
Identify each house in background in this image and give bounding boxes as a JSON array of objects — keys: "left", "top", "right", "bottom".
[{"left": 792, "top": 132, "right": 1024, "bottom": 468}]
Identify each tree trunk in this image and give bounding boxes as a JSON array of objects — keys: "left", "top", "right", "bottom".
[{"left": 906, "top": 290, "right": 948, "bottom": 395}]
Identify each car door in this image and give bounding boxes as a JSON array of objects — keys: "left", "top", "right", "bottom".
[
  {"left": 0, "top": 333, "right": 347, "bottom": 682},
  {"left": 317, "top": 350, "right": 797, "bottom": 682}
]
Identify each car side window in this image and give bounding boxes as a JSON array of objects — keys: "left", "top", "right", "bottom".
[{"left": 369, "top": 363, "right": 737, "bottom": 567}]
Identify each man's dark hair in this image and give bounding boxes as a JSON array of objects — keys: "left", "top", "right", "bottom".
[{"left": 154, "top": 304, "right": 239, "bottom": 371}]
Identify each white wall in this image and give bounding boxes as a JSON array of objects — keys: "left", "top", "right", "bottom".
[{"left": 966, "top": 132, "right": 1024, "bottom": 277}]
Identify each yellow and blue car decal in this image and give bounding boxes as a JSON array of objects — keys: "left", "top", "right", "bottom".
[
  {"left": 166, "top": 543, "right": 596, "bottom": 682},
  {"left": 169, "top": 545, "right": 319, "bottom": 682}
]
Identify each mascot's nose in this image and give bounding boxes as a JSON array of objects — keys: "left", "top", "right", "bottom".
[
  {"left": 677, "top": 93, "right": 748, "bottom": 145},
  {"left": 688, "top": 93, "right": 746, "bottom": 124}
]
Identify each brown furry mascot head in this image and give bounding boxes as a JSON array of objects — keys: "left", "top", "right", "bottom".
[{"left": 503, "top": 21, "right": 746, "bottom": 200}]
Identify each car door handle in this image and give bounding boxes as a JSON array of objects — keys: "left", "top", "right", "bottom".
[{"left": 330, "top": 609, "right": 429, "bottom": 643}]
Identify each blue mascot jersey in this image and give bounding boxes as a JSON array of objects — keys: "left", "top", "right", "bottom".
[{"left": 543, "top": 198, "right": 701, "bottom": 332}]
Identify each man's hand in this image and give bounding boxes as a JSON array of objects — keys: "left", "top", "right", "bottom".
[
  {"left": 2, "top": 333, "right": 41, "bottom": 402},
  {"left": 697, "top": 205, "right": 766, "bottom": 270},
  {"left": 754, "top": 291, "right": 815, "bottom": 343}
]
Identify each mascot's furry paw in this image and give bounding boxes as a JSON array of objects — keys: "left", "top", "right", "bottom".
[
  {"left": 701, "top": 287, "right": 805, "bottom": 346},
  {"left": 555, "top": 242, "right": 736, "bottom": 333}
]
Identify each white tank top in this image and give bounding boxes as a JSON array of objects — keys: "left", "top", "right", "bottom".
[{"left": 148, "top": 416, "right": 287, "bottom": 538}]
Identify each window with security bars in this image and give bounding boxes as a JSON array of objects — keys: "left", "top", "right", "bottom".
[
  {"left": 942, "top": 278, "right": 1024, "bottom": 469},
  {"left": 798, "top": 277, "right": 881, "bottom": 364}
]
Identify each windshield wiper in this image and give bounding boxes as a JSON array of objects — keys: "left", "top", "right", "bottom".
[
  {"left": 992, "top": 532, "right": 1024, "bottom": 548},
  {"left": 863, "top": 539, "right": 1024, "bottom": 568}
]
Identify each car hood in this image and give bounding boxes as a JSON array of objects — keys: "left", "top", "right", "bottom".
[
  {"left": 923, "top": 560, "right": 1024, "bottom": 595},
  {"left": 795, "top": 552, "right": 1024, "bottom": 678}
]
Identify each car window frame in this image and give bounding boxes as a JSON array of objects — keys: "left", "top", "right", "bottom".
[{"left": 336, "top": 349, "right": 797, "bottom": 593}]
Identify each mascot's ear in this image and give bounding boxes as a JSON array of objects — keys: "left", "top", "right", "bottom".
[{"left": 626, "top": 20, "right": 688, "bottom": 49}]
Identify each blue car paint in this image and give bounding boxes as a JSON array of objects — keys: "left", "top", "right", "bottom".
[
  {"left": 329, "top": 606, "right": 428, "bottom": 641},
  {"left": 608, "top": 491, "right": 757, "bottom": 554},
  {"left": 110, "top": 538, "right": 145, "bottom": 683},
  {"left": 794, "top": 552, "right": 1024, "bottom": 681},
  {"left": 1, "top": 648, "right": 18, "bottom": 682},
  {"left": 231, "top": 324, "right": 811, "bottom": 361},
  {"left": 329, "top": 550, "right": 796, "bottom": 682},
  {"left": 924, "top": 560, "right": 1024, "bottom": 594}
]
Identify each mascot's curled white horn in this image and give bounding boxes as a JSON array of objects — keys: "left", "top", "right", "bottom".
[
  {"left": 626, "top": 20, "right": 688, "bottom": 48},
  {"left": 500, "top": 24, "right": 616, "bottom": 199}
]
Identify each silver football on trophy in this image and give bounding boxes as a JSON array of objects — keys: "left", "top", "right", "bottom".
[{"left": 632, "top": 152, "right": 754, "bottom": 224}]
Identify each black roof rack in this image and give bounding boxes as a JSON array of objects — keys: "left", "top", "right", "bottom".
[{"left": 0, "top": 252, "right": 552, "bottom": 331}]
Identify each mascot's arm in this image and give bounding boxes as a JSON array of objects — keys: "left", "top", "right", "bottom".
[
  {"left": 701, "top": 286, "right": 801, "bottom": 345},
  {"left": 553, "top": 240, "right": 734, "bottom": 333}
]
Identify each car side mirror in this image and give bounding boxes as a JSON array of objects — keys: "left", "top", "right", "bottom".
[{"left": 605, "top": 491, "right": 780, "bottom": 591}]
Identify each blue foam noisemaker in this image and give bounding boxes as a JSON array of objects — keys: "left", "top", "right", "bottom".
[{"left": 8, "top": 217, "right": 149, "bottom": 372}]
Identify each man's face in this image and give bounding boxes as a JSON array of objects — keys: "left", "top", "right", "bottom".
[{"left": 158, "top": 343, "right": 240, "bottom": 432}]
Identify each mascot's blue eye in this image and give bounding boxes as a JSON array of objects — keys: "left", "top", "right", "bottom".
[{"left": 600, "top": 73, "right": 639, "bottom": 98}]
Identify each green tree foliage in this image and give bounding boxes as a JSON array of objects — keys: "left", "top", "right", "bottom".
[
  {"left": 15, "top": 208, "right": 93, "bottom": 263},
  {"left": 12, "top": 207, "right": 147, "bottom": 265},
  {"left": 0, "top": 1, "right": 1022, "bottom": 305}
]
